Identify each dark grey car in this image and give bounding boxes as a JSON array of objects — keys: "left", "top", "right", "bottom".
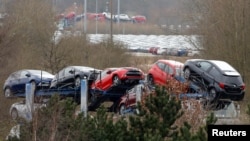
[
  {"left": 50, "top": 66, "right": 101, "bottom": 89},
  {"left": 183, "top": 59, "right": 245, "bottom": 102}
]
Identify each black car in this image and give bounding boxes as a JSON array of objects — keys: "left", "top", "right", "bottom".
[
  {"left": 3, "top": 69, "right": 54, "bottom": 98},
  {"left": 50, "top": 66, "right": 101, "bottom": 89},
  {"left": 183, "top": 59, "right": 245, "bottom": 101}
]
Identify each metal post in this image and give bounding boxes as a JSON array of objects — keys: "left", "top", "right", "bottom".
[
  {"left": 84, "top": 0, "right": 87, "bottom": 34},
  {"left": 80, "top": 79, "right": 88, "bottom": 118},
  {"left": 117, "top": 0, "right": 120, "bottom": 24},
  {"left": 110, "top": 0, "right": 113, "bottom": 43},
  {"left": 26, "top": 83, "right": 34, "bottom": 121},
  {"left": 95, "top": 0, "right": 98, "bottom": 34}
]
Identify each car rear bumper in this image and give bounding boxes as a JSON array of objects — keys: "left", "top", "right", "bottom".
[{"left": 218, "top": 91, "right": 245, "bottom": 101}]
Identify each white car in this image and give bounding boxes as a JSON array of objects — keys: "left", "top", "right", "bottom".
[
  {"left": 9, "top": 100, "right": 47, "bottom": 121},
  {"left": 156, "top": 47, "right": 168, "bottom": 55},
  {"left": 114, "top": 14, "right": 131, "bottom": 21}
]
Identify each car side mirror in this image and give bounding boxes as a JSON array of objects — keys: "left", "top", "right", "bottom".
[
  {"left": 196, "top": 63, "right": 201, "bottom": 68},
  {"left": 25, "top": 74, "right": 31, "bottom": 77},
  {"left": 69, "top": 69, "right": 75, "bottom": 74}
]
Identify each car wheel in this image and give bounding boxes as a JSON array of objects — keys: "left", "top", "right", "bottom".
[
  {"left": 11, "top": 108, "right": 18, "bottom": 120},
  {"left": 112, "top": 75, "right": 121, "bottom": 86},
  {"left": 207, "top": 88, "right": 217, "bottom": 102},
  {"left": 184, "top": 68, "right": 191, "bottom": 80},
  {"left": 119, "top": 104, "right": 126, "bottom": 116},
  {"left": 147, "top": 75, "right": 154, "bottom": 86},
  {"left": 4, "top": 88, "right": 12, "bottom": 98},
  {"left": 75, "top": 76, "right": 81, "bottom": 88}
]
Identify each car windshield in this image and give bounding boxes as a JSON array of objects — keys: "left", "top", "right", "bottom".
[{"left": 223, "top": 75, "right": 244, "bottom": 84}]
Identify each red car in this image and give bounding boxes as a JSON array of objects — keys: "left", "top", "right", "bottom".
[
  {"left": 147, "top": 59, "right": 185, "bottom": 87},
  {"left": 117, "top": 83, "right": 151, "bottom": 115},
  {"left": 148, "top": 47, "right": 160, "bottom": 54},
  {"left": 91, "top": 67, "right": 145, "bottom": 91},
  {"left": 132, "top": 15, "right": 146, "bottom": 23}
]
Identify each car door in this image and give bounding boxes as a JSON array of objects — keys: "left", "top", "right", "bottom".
[
  {"left": 56, "top": 69, "right": 65, "bottom": 88},
  {"left": 7, "top": 72, "right": 20, "bottom": 94},
  {"left": 164, "top": 64, "right": 175, "bottom": 85},
  {"left": 127, "top": 87, "right": 136, "bottom": 107},
  {"left": 93, "top": 69, "right": 112, "bottom": 90},
  {"left": 18, "top": 70, "right": 31, "bottom": 94},
  {"left": 196, "top": 61, "right": 213, "bottom": 85},
  {"left": 63, "top": 67, "right": 75, "bottom": 87},
  {"left": 153, "top": 62, "right": 166, "bottom": 85}
]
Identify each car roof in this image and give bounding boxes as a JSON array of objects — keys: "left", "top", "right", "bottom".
[
  {"left": 106, "top": 67, "right": 138, "bottom": 70},
  {"left": 208, "top": 60, "right": 240, "bottom": 76},
  {"left": 69, "top": 66, "right": 95, "bottom": 70},
  {"left": 20, "top": 69, "right": 53, "bottom": 74},
  {"left": 187, "top": 59, "right": 240, "bottom": 76},
  {"left": 158, "top": 59, "right": 184, "bottom": 66}
]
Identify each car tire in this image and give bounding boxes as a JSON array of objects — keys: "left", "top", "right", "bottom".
[
  {"left": 11, "top": 108, "right": 18, "bottom": 120},
  {"left": 147, "top": 75, "right": 154, "bottom": 86},
  {"left": 75, "top": 76, "right": 82, "bottom": 88},
  {"left": 207, "top": 88, "right": 217, "bottom": 102},
  {"left": 4, "top": 88, "right": 12, "bottom": 98},
  {"left": 112, "top": 75, "right": 121, "bottom": 86},
  {"left": 184, "top": 68, "right": 191, "bottom": 80},
  {"left": 119, "top": 104, "right": 126, "bottom": 116}
]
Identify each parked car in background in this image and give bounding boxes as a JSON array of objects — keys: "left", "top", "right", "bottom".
[
  {"left": 148, "top": 47, "right": 160, "bottom": 54},
  {"left": 50, "top": 66, "right": 101, "bottom": 89},
  {"left": 87, "top": 13, "right": 106, "bottom": 22},
  {"left": 187, "top": 48, "right": 203, "bottom": 58},
  {"left": 147, "top": 59, "right": 185, "bottom": 87},
  {"left": 3, "top": 69, "right": 54, "bottom": 98},
  {"left": 91, "top": 67, "right": 145, "bottom": 91},
  {"left": 114, "top": 14, "right": 131, "bottom": 21},
  {"left": 183, "top": 59, "right": 245, "bottom": 101},
  {"left": 131, "top": 15, "right": 146, "bottom": 23},
  {"left": 156, "top": 47, "right": 168, "bottom": 55}
]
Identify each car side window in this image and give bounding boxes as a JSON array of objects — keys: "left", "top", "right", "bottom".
[
  {"left": 208, "top": 67, "right": 221, "bottom": 79},
  {"left": 199, "top": 62, "right": 212, "bottom": 72},
  {"left": 20, "top": 71, "right": 28, "bottom": 78},
  {"left": 65, "top": 67, "right": 73, "bottom": 76},
  {"left": 58, "top": 69, "right": 64, "bottom": 78},
  {"left": 9, "top": 72, "right": 19, "bottom": 80},
  {"left": 164, "top": 65, "right": 174, "bottom": 75},
  {"left": 157, "top": 62, "right": 165, "bottom": 71}
]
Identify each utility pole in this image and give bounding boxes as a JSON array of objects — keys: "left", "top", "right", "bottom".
[
  {"left": 84, "top": 0, "right": 87, "bottom": 34},
  {"left": 110, "top": 0, "right": 113, "bottom": 43},
  {"left": 117, "top": 0, "right": 120, "bottom": 24},
  {"left": 95, "top": 0, "right": 98, "bottom": 34}
]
